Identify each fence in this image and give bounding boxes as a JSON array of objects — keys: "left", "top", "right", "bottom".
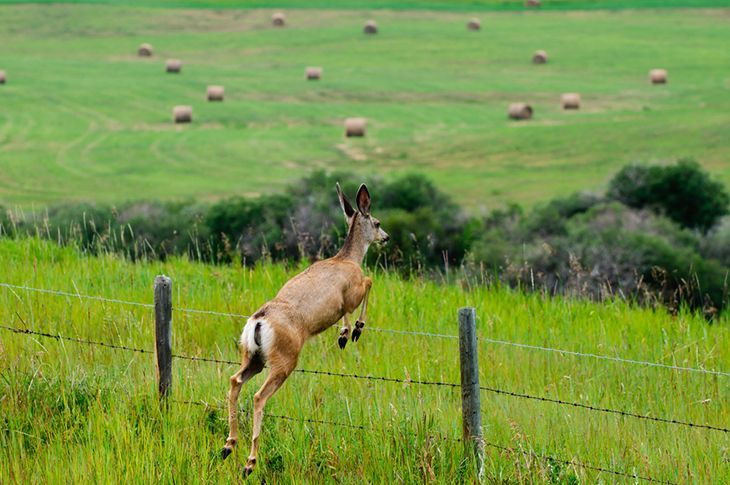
[{"left": 2, "top": 278, "right": 728, "bottom": 483}]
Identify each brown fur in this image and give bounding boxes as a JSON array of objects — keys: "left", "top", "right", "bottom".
[{"left": 222, "top": 184, "right": 388, "bottom": 476}]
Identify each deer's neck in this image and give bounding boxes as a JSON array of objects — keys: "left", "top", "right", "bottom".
[{"left": 337, "top": 214, "right": 369, "bottom": 265}]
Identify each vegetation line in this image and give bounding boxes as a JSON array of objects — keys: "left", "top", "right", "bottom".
[
  {"left": 175, "top": 399, "right": 677, "bottom": 485},
  {"left": 4, "top": 281, "right": 727, "bottom": 376},
  {"left": 2, "top": 323, "right": 726, "bottom": 433}
]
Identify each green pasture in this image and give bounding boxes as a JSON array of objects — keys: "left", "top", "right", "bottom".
[
  {"left": 0, "top": 5, "right": 728, "bottom": 210},
  {"left": 1, "top": 0, "right": 727, "bottom": 11},
  {"left": 0, "top": 238, "right": 728, "bottom": 482}
]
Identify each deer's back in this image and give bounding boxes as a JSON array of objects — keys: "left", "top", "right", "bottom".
[{"left": 267, "top": 257, "right": 364, "bottom": 334}]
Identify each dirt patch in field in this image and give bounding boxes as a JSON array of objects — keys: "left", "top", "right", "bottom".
[{"left": 335, "top": 143, "right": 368, "bottom": 162}]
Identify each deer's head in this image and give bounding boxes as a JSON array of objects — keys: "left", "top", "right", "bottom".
[{"left": 336, "top": 183, "right": 389, "bottom": 245}]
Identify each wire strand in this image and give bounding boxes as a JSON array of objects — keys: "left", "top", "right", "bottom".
[
  {"left": 176, "top": 398, "right": 675, "bottom": 484},
  {"left": 3, "top": 281, "right": 725, "bottom": 377},
  {"left": 366, "top": 327, "right": 729, "bottom": 377},
  {"left": 0, "top": 283, "right": 154, "bottom": 309},
  {"left": 0, "top": 282, "right": 249, "bottom": 319},
  {"left": 2, "top": 324, "right": 725, "bottom": 434}
]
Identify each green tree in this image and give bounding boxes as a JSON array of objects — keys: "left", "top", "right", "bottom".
[{"left": 608, "top": 160, "right": 729, "bottom": 231}]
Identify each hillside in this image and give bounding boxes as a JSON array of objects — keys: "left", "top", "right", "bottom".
[{"left": 0, "top": 5, "right": 728, "bottom": 209}]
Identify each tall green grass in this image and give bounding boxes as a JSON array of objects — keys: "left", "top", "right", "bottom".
[{"left": 1, "top": 237, "right": 728, "bottom": 482}]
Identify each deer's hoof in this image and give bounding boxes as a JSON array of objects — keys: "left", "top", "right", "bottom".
[
  {"left": 220, "top": 447, "right": 233, "bottom": 460},
  {"left": 243, "top": 457, "right": 257, "bottom": 477},
  {"left": 338, "top": 335, "right": 348, "bottom": 349},
  {"left": 352, "top": 321, "right": 365, "bottom": 342}
]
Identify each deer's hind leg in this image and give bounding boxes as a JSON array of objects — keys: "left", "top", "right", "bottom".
[
  {"left": 352, "top": 277, "right": 372, "bottom": 342},
  {"left": 221, "top": 351, "right": 264, "bottom": 460},
  {"left": 244, "top": 349, "right": 298, "bottom": 476}
]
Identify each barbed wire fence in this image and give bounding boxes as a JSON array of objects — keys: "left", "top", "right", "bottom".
[
  {"left": 2, "top": 281, "right": 726, "bottom": 377},
  {"left": 2, "top": 278, "right": 727, "bottom": 483}
]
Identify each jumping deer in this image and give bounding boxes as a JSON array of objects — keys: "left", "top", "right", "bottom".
[{"left": 220, "top": 183, "right": 389, "bottom": 476}]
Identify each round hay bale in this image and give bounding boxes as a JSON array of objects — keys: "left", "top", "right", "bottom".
[
  {"left": 508, "top": 103, "right": 533, "bottom": 120},
  {"left": 0, "top": 70, "right": 6, "bottom": 84},
  {"left": 363, "top": 20, "right": 378, "bottom": 34},
  {"left": 532, "top": 50, "right": 548, "bottom": 64},
  {"left": 207, "top": 85, "right": 224, "bottom": 101},
  {"left": 166, "top": 59, "right": 182, "bottom": 73},
  {"left": 467, "top": 18, "right": 481, "bottom": 31},
  {"left": 138, "top": 43, "right": 153, "bottom": 57},
  {"left": 305, "top": 67, "right": 322, "bottom": 80},
  {"left": 344, "top": 118, "right": 367, "bottom": 137},
  {"left": 561, "top": 93, "right": 581, "bottom": 110},
  {"left": 649, "top": 69, "right": 667, "bottom": 84},
  {"left": 526, "top": 0, "right": 542, "bottom": 6},
  {"left": 272, "top": 12, "right": 286, "bottom": 27},
  {"left": 173, "top": 105, "right": 192, "bottom": 123}
]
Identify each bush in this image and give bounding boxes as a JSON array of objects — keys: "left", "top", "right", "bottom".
[
  {"left": 116, "top": 200, "right": 208, "bottom": 260},
  {"left": 525, "top": 192, "right": 602, "bottom": 237},
  {"left": 0, "top": 205, "right": 10, "bottom": 236},
  {"left": 44, "top": 203, "right": 116, "bottom": 251},
  {"left": 2, "top": 167, "right": 728, "bottom": 315},
  {"left": 372, "top": 174, "right": 474, "bottom": 270},
  {"left": 608, "top": 159, "right": 729, "bottom": 231},
  {"left": 206, "top": 194, "right": 295, "bottom": 263},
  {"left": 702, "top": 217, "right": 730, "bottom": 267}
]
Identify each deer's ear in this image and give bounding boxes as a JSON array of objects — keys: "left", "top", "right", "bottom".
[
  {"left": 356, "top": 184, "right": 371, "bottom": 216},
  {"left": 336, "top": 183, "right": 356, "bottom": 219}
]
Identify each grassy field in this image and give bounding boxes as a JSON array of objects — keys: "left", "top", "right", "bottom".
[
  {"left": 0, "top": 237, "right": 728, "bottom": 482},
  {"left": 2, "top": 0, "right": 728, "bottom": 11},
  {"left": 0, "top": 4, "right": 729, "bottom": 210}
]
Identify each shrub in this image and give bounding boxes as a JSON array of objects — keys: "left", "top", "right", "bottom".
[
  {"left": 116, "top": 200, "right": 208, "bottom": 260},
  {"left": 608, "top": 159, "right": 729, "bottom": 231},
  {"left": 372, "top": 174, "right": 474, "bottom": 270},
  {"left": 702, "top": 217, "right": 730, "bottom": 267},
  {"left": 43, "top": 203, "right": 116, "bottom": 251},
  {"left": 525, "top": 191, "right": 602, "bottom": 237},
  {"left": 206, "top": 194, "right": 294, "bottom": 263}
]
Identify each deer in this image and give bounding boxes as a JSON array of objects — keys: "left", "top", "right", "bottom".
[{"left": 220, "top": 183, "right": 389, "bottom": 476}]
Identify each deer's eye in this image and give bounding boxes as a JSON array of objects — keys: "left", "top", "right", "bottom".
[{"left": 374, "top": 221, "right": 380, "bottom": 228}]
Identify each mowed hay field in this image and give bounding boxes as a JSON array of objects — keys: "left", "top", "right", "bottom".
[
  {"left": 0, "top": 238, "right": 728, "bottom": 482},
  {"left": 0, "top": 5, "right": 729, "bottom": 209}
]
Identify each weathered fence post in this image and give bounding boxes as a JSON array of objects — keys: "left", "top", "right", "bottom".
[
  {"left": 154, "top": 275, "right": 173, "bottom": 399},
  {"left": 458, "top": 307, "right": 484, "bottom": 477}
]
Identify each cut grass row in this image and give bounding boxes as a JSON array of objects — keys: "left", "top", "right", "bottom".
[{"left": 0, "top": 6, "right": 728, "bottom": 209}]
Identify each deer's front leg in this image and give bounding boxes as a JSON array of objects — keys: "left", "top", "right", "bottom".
[
  {"left": 352, "top": 277, "right": 372, "bottom": 342},
  {"left": 338, "top": 313, "right": 352, "bottom": 349}
]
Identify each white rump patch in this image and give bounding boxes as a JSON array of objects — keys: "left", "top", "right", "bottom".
[{"left": 240, "top": 318, "right": 274, "bottom": 358}]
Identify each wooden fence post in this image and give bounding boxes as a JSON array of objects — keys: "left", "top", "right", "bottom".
[
  {"left": 458, "top": 306, "right": 484, "bottom": 477},
  {"left": 154, "top": 275, "right": 173, "bottom": 399}
]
